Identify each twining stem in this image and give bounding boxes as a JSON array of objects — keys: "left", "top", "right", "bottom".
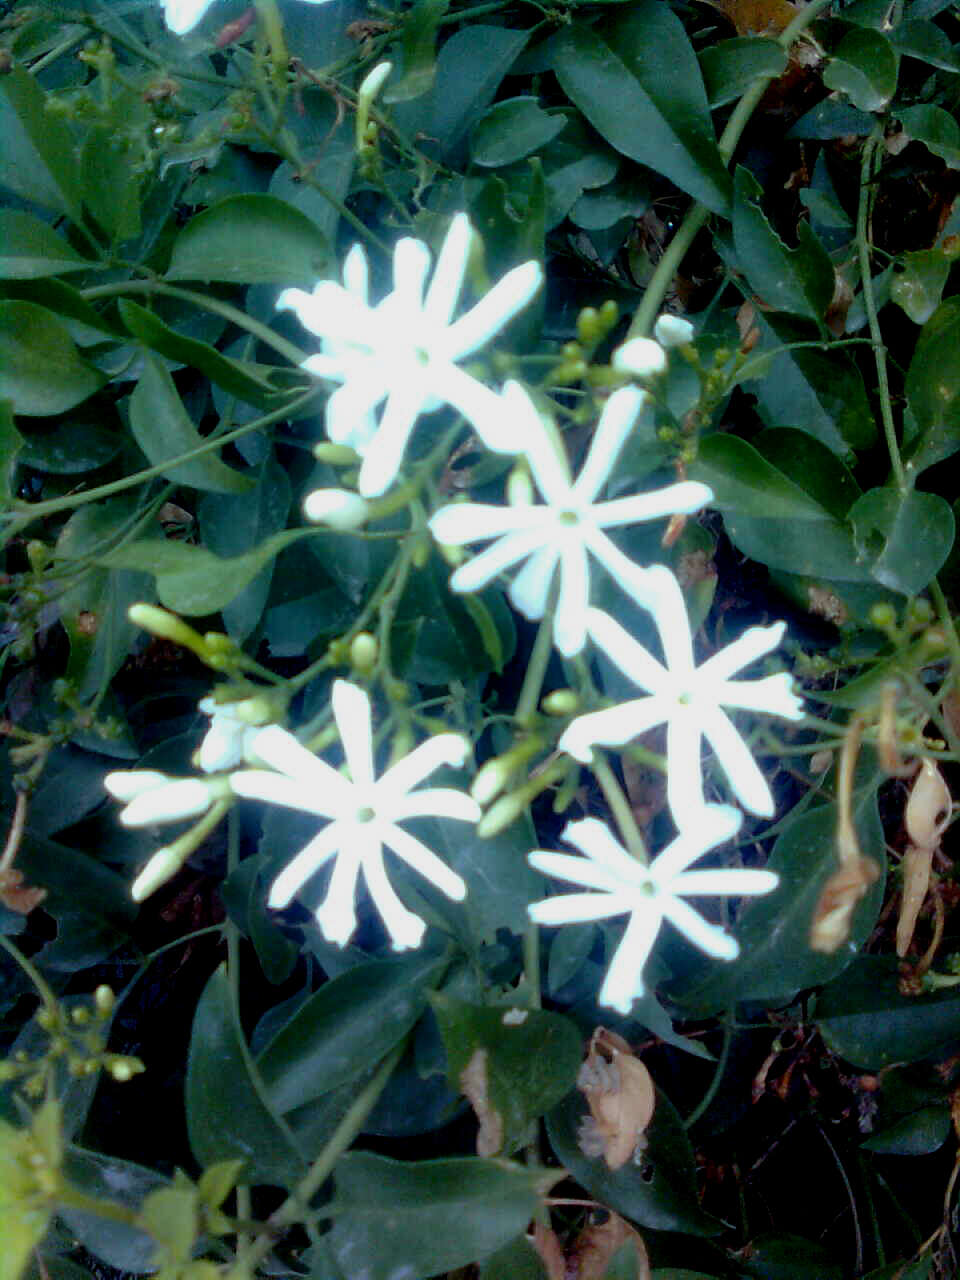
[
  {"left": 683, "top": 1010, "right": 734, "bottom": 1129},
  {"left": 856, "top": 131, "right": 907, "bottom": 493},
  {"left": 515, "top": 580, "right": 560, "bottom": 726},
  {"left": 590, "top": 750, "right": 648, "bottom": 864},
  {"left": 625, "top": 0, "right": 835, "bottom": 340}
]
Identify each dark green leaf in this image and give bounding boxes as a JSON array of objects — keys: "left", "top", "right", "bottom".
[
  {"left": 904, "top": 298, "right": 960, "bottom": 474},
  {"left": 20, "top": 417, "right": 120, "bottom": 474},
  {"left": 889, "top": 19, "right": 960, "bottom": 72},
  {"left": 553, "top": 25, "right": 731, "bottom": 215},
  {"left": 0, "top": 277, "right": 122, "bottom": 344},
  {"left": 787, "top": 99, "right": 875, "bottom": 139},
  {"left": 166, "top": 194, "right": 328, "bottom": 285},
  {"left": 0, "top": 301, "right": 106, "bottom": 416},
  {"left": 732, "top": 167, "right": 834, "bottom": 321},
  {"left": 675, "top": 787, "right": 885, "bottom": 1014},
  {"left": 700, "top": 37, "right": 788, "bottom": 108},
  {"left": 470, "top": 98, "right": 567, "bottom": 168},
  {"left": 427, "top": 25, "right": 531, "bottom": 162},
  {"left": 327, "top": 1152, "right": 560, "bottom": 1280},
  {"left": 478, "top": 1235, "right": 548, "bottom": 1280},
  {"left": 128, "top": 353, "right": 252, "bottom": 494},
  {"left": 547, "top": 1088, "right": 721, "bottom": 1235},
  {"left": 890, "top": 248, "right": 951, "bottom": 324},
  {"left": 0, "top": 210, "right": 91, "bottom": 279},
  {"left": 119, "top": 301, "right": 282, "bottom": 409},
  {"left": 186, "top": 966, "right": 304, "bottom": 1185},
  {"left": 0, "top": 401, "right": 24, "bottom": 500},
  {"left": 384, "top": 0, "right": 448, "bottom": 104},
  {"left": 257, "top": 950, "right": 446, "bottom": 1112},
  {"left": 818, "top": 957, "right": 960, "bottom": 1068},
  {"left": 80, "top": 131, "right": 141, "bottom": 244},
  {"left": 849, "top": 488, "right": 955, "bottom": 595},
  {"left": 862, "top": 1106, "right": 951, "bottom": 1155},
  {"left": 430, "top": 995, "right": 582, "bottom": 1152},
  {"left": 823, "top": 28, "right": 898, "bottom": 112},
  {"left": 59, "top": 1149, "right": 165, "bottom": 1273},
  {"left": 0, "top": 65, "right": 83, "bottom": 220},
  {"left": 896, "top": 104, "right": 960, "bottom": 168},
  {"left": 737, "top": 1234, "right": 843, "bottom": 1279}
]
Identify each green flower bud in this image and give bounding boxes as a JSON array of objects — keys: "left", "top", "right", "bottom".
[
  {"left": 868, "top": 602, "right": 897, "bottom": 630},
  {"left": 476, "top": 789, "right": 529, "bottom": 838},
  {"left": 350, "top": 632, "right": 378, "bottom": 675},
  {"left": 577, "top": 308, "right": 600, "bottom": 345},
  {"left": 471, "top": 757, "right": 515, "bottom": 807},
  {"left": 94, "top": 986, "right": 115, "bottom": 1018},
  {"left": 542, "top": 689, "right": 579, "bottom": 716},
  {"left": 313, "top": 442, "right": 362, "bottom": 465}
]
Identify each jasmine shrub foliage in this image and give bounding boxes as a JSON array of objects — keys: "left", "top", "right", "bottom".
[{"left": 2, "top": 3, "right": 960, "bottom": 1279}]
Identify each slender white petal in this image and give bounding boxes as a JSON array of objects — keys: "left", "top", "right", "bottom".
[
  {"left": 699, "top": 706, "right": 776, "bottom": 816},
  {"left": 427, "top": 362, "right": 510, "bottom": 443},
  {"left": 442, "top": 260, "right": 543, "bottom": 358},
  {"left": 528, "top": 851, "right": 629, "bottom": 895},
  {"left": 326, "top": 378, "right": 390, "bottom": 445},
  {"left": 599, "top": 903, "right": 662, "bottom": 1011},
  {"left": 559, "top": 700, "right": 666, "bottom": 762},
  {"left": 388, "top": 788, "right": 481, "bottom": 824},
  {"left": 659, "top": 896, "right": 739, "bottom": 959},
  {"left": 573, "top": 386, "right": 646, "bottom": 504},
  {"left": 243, "top": 725, "right": 353, "bottom": 808},
  {"left": 429, "top": 502, "right": 542, "bottom": 546},
  {"left": 585, "top": 609, "right": 674, "bottom": 692},
  {"left": 664, "top": 711, "right": 709, "bottom": 822},
  {"left": 698, "top": 621, "right": 787, "bottom": 683},
  {"left": 529, "top": 893, "right": 627, "bottom": 926},
  {"left": 502, "top": 383, "right": 572, "bottom": 501},
  {"left": 377, "top": 734, "right": 471, "bottom": 800},
  {"left": 649, "top": 804, "right": 742, "bottom": 880},
  {"left": 711, "top": 672, "right": 806, "bottom": 721},
  {"left": 593, "top": 483, "right": 713, "bottom": 528},
  {"left": 332, "top": 679, "right": 375, "bottom": 790},
  {"left": 449, "top": 526, "right": 553, "bottom": 594},
  {"left": 392, "top": 237, "right": 432, "bottom": 309},
  {"left": 315, "top": 840, "right": 363, "bottom": 945},
  {"left": 423, "top": 212, "right": 471, "bottom": 329},
  {"left": 361, "top": 841, "right": 427, "bottom": 950},
  {"left": 356, "top": 379, "right": 428, "bottom": 497},
  {"left": 231, "top": 769, "right": 344, "bottom": 819},
  {"left": 507, "top": 543, "right": 560, "bottom": 620},
  {"left": 197, "top": 718, "right": 242, "bottom": 773},
  {"left": 268, "top": 823, "right": 345, "bottom": 907},
  {"left": 553, "top": 538, "right": 591, "bottom": 657},
  {"left": 383, "top": 825, "right": 468, "bottom": 901},
  {"left": 677, "top": 868, "right": 779, "bottom": 895},
  {"left": 341, "top": 243, "right": 369, "bottom": 301},
  {"left": 562, "top": 817, "right": 647, "bottom": 875}
]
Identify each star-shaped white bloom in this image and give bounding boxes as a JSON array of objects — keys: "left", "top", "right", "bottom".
[
  {"left": 559, "top": 567, "right": 806, "bottom": 822},
  {"left": 163, "top": 0, "right": 333, "bottom": 36},
  {"left": 428, "top": 382, "right": 713, "bottom": 657},
  {"left": 528, "top": 807, "right": 777, "bottom": 1012},
  {"left": 277, "top": 214, "right": 543, "bottom": 497},
  {"left": 230, "top": 680, "right": 481, "bottom": 950},
  {"left": 104, "top": 770, "right": 230, "bottom": 826},
  {"left": 195, "top": 696, "right": 270, "bottom": 772}
]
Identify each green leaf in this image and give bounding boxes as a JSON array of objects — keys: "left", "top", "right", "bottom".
[
  {"left": 546, "top": 1088, "right": 721, "bottom": 1235},
  {"left": 817, "top": 957, "right": 960, "bottom": 1068},
  {"left": 327, "top": 1152, "right": 560, "bottom": 1280},
  {"left": 257, "top": 950, "right": 446, "bottom": 1113},
  {"left": 186, "top": 966, "right": 304, "bottom": 1185},
  {"left": 80, "top": 131, "right": 141, "bottom": 244},
  {"left": 429, "top": 995, "right": 582, "bottom": 1153},
  {"left": 849, "top": 488, "right": 955, "bottom": 595},
  {"left": 0, "top": 401, "right": 24, "bottom": 500},
  {"left": 0, "top": 301, "right": 106, "bottom": 416},
  {"left": 890, "top": 248, "right": 951, "bottom": 324},
  {"left": 862, "top": 1105, "right": 951, "bottom": 1155},
  {"left": 676, "top": 787, "right": 885, "bottom": 1014},
  {"left": 98, "top": 528, "right": 310, "bottom": 616},
  {"left": 692, "top": 433, "right": 837, "bottom": 520},
  {"left": 478, "top": 1235, "right": 549, "bottom": 1280},
  {"left": 889, "top": 19, "right": 960, "bottom": 72},
  {"left": 823, "top": 28, "right": 899, "bottom": 112},
  {"left": 0, "top": 210, "right": 91, "bottom": 279},
  {"left": 128, "top": 353, "right": 252, "bottom": 494},
  {"left": 553, "top": 24, "right": 731, "bottom": 215},
  {"left": 166, "top": 194, "right": 328, "bottom": 285},
  {"left": 737, "top": 1234, "right": 843, "bottom": 1279},
  {"left": 118, "top": 301, "right": 282, "bottom": 409},
  {"left": 20, "top": 416, "right": 120, "bottom": 474},
  {"left": 904, "top": 297, "right": 960, "bottom": 474},
  {"left": 0, "top": 65, "right": 83, "bottom": 220},
  {"left": 470, "top": 98, "right": 567, "bottom": 168},
  {"left": 732, "top": 167, "right": 835, "bottom": 321},
  {"left": 700, "top": 37, "right": 788, "bottom": 108},
  {"left": 58, "top": 1150, "right": 169, "bottom": 1275},
  {"left": 0, "top": 276, "right": 122, "bottom": 344},
  {"left": 383, "top": 0, "right": 448, "bottom": 104},
  {"left": 427, "top": 25, "right": 531, "bottom": 162},
  {"left": 895, "top": 104, "right": 960, "bottom": 168}
]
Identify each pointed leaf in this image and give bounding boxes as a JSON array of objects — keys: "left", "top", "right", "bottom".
[
  {"left": 0, "top": 210, "right": 92, "bottom": 279},
  {"left": 904, "top": 298, "right": 960, "bottom": 473},
  {"left": 823, "top": 28, "right": 899, "bottom": 112},
  {"left": 0, "top": 65, "right": 83, "bottom": 220},
  {"left": 0, "top": 301, "right": 106, "bottom": 416},
  {"left": 166, "top": 194, "right": 328, "bottom": 285},
  {"left": 849, "top": 488, "right": 955, "bottom": 595}
]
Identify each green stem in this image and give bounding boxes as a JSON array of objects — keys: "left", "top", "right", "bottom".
[
  {"left": 0, "top": 935, "right": 58, "bottom": 1012},
  {"left": 856, "top": 130, "right": 907, "bottom": 493},
  {"left": 10, "top": 387, "right": 319, "bottom": 524},
  {"left": 80, "top": 279, "right": 310, "bottom": 366},
  {"left": 523, "top": 917, "right": 541, "bottom": 1011},
  {"left": 625, "top": 0, "right": 834, "bottom": 340},
  {"left": 515, "top": 581, "right": 560, "bottom": 725},
  {"left": 590, "top": 751, "right": 647, "bottom": 864},
  {"left": 253, "top": 0, "right": 290, "bottom": 98},
  {"left": 56, "top": 1187, "right": 141, "bottom": 1227},
  {"left": 243, "top": 1041, "right": 406, "bottom": 1266},
  {"left": 683, "top": 1011, "right": 734, "bottom": 1129}
]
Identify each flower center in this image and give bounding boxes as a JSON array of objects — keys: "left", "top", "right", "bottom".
[
  {"left": 558, "top": 509, "right": 580, "bottom": 527},
  {"left": 355, "top": 805, "right": 377, "bottom": 824}
]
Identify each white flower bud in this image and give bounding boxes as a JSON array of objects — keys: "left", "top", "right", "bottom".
[
  {"left": 131, "top": 848, "right": 184, "bottom": 902},
  {"left": 612, "top": 337, "right": 668, "bottom": 378},
  {"left": 653, "top": 314, "right": 695, "bottom": 348},
  {"left": 303, "top": 488, "right": 370, "bottom": 529}
]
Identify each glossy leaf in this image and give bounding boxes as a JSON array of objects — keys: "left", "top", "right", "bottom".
[
  {"left": 59, "top": 1149, "right": 166, "bottom": 1273},
  {"left": 471, "top": 98, "right": 567, "bottom": 168},
  {"left": 119, "top": 301, "right": 282, "bottom": 409},
  {"left": 823, "top": 28, "right": 898, "bottom": 112},
  {"left": 849, "top": 488, "right": 955, "bottom": 595},
  {"left": 817, "top": 957, "right": 960, "bottom": 1068},
  {"left": 891, "top": 248, "right": 952, "bottom": 324},
  {"left": 895, "top": 104, "right": 960, "bottom": 168},
  {"left": 700, "top": 37, "right": 788, "bottom": 107},
  {"left": 0, "top": 301, "right": 106, "bottom": 416},
  {"left": 430, "top": 994, "right": 582, "bottom": 1152},
  {"left": 732, "top": 167, "right": 834, "bottom": 321},
  {"left": 0, "top": 210, "right": 91, "bottom": 279},
  {"left": 257, "top": 950, "right": 446, "bottom": 1113},
  {"left": 427, "top": 24, "right": 531, "bottom": 162},
  {"left": 889, "top": 19, "right": 960, "bottom": 72},
  {"left": 80, "top": 131, "right": 141, "bottom": 244},
  {"left": 553, "top": 24, "right": 731, "bottom": 215},
  {"left": 0, "top": 65, "right": 83, "bottom": 220},
  {"left": 127, "top": 353, "right": 252, "bottom": 494},
  {"left": 737, "top": 1234, "right": 843, "bottom": 1279},
  {"left": 20, "top": 416, "right": 120, "bottom": 474},
  {"left": 862, "top": 1106, "right": 951, "bottom": 1155},
  {"left": 186, "top": 966, "right": 304, "bottom": 1185},
  {"left": 327, "top": 1152, "right": 560, "bottom": 1280},
  {"left": 383, "top": 0, "right": 448, "bottom": 104},
  {"left": 675, "top": 787, "right": 886, "bottom": 1015},
  {"left": 904, "top": 298, "right": 960, "bottom": 474},
  {"left": 166, "top": 193, "right": 328, "bottom": 284},
  {"left": 0, "top": 401, "right": 24, "bottom": 500},
  {"left": 547, "top": 1088, "right": 721, "bottom": 1235}
]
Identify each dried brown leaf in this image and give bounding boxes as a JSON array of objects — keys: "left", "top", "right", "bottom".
[
  {"left": 897, "top": 843, "right": 936, "bottom": 958},
  {"left": 809, "top": 856, "right": 880, "bottom": 953},
  {"left": 460, "top": 1049, "right": 503, "bottom": 1157},
  {"left": 569, "top": 1212, "right": 651, "bottom": 1280},
  {"left": 0, "top": 867, "right": 47, "bottom": 914},
  {"left": 697, "top": 0, "right": 801, "bottom": 36},
  {"left": 530, "top": 1222, "right": 566, "bottom": 1280},
  {"left": 577, "top": 1029, "right": 655, "bottom": 1170}
]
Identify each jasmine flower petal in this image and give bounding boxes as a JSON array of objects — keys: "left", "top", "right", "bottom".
[{"left": 268, "top": 823, "right": 346, "bottom": 908}]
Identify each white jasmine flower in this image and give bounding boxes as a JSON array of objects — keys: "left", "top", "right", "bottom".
[
  {"left": 276, "top": 213, "right": 543, "bottom": 497},
  {"left": 230, "top": 680, "right": 481, "bottom": 950},
  {"left": 104, "top": 770, "right": 229, "bottom": 826},
  {"left": 653, "top": 314, "right": 695, "bottom": 348},
  {"left": 528, "top": 807, "right": 777, "bottom": 1012},
  {"left": 559, "top": 567, "right": 806, "bottom": 821},
  {"left": 428, "top": 382, "right": 713, "bottom": 657},
  {"left": 612, "top": 337, "right": 667, "bottom": 378},
  {"left": 196, "top": 697, "right": 270, "bottom": 772},
  {"left": 163, "top": 0, "right": 333, "bottom": 36}
]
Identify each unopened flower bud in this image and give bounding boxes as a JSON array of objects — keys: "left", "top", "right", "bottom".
[
  {"left": 477, "top": 789, "right": 530, "bottom": 838},
  {"left": 471, "top": 757, "right": 515, "bottom": 807},
  {"left": 26, "top": 540, "right": 50, "bottom": 572},
  {"left": 131, "top": 847, "right": 185, "bottom": 902},
  {"left": 128, "top": 604, "right": 205, "bottom": 652},
  {"left": 94, "top": 986, "right": 115, "bottom": 1017},
  {"left": 313, "top": 442, "right": 361, "bottom": 465},
  {"left": 868, "top": 602, "right": 897, "bottom": 631},
  {"left": 303, "top": 488, "right": 370, "bottom": 530},
  {"left": 653, "top": 314, "right": 695, "bottom": 348},
  {"left": 577, "top": 308, "right": 600, "bottom": 345},
  {"left": 350, "top": 632, "right": 378, "bottom": 675},
  {"left": 612, "top": 337, "right": 667, "bottom": 379},
  {"left": 105, "top": 1055, "right": 145, "bottom": 1083},
  {"left": 542, "top": 689, "right": 579, "bottom": 716},
  {"left": 507, "top": 464, "right": 535, "bottom": 508}
]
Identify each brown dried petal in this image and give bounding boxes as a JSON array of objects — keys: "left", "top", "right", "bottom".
[
  {"left": 904, "top": 759, "right": 952, "bottom": 851},
  {"left": 460, "top": 1049, "right": 503, "bottom": 1157},
  {"left": 578, "top": 1029, "right": 656, "bottom": 1170},
  {"left": 809, "top": 857, "right": 880, "bottom": 953},
  {"left": 569, "top": 1211, "right": 651, "bottom": 1280},
  {"left": 897, "top": 843, "right": 935, "bottom": 958}
]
